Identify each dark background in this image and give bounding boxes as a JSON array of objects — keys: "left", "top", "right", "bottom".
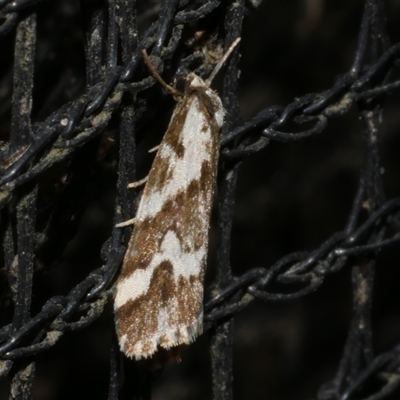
[{"left": 1, "top": 0, "right": 400, "bottom": 399}]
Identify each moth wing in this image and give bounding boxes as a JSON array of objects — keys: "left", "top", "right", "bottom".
[{"left": 114, "top": 93, "right": 221, "bottom": 360}]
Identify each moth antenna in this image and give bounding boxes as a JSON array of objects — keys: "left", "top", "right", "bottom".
[
  {"left": 142, "top": 49, "right": 183, "bottom": 97},
  {"left": 206, "top": 37, "right": 241, "bottom": 85}
]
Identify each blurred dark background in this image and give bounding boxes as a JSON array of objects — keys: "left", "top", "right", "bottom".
[{"left": 1, "top": 0, "right": 400, "bottom": 399}]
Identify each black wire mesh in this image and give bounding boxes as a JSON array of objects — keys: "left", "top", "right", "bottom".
[{"left": 1, "top": 0, "right": 400, "bottom": 399}]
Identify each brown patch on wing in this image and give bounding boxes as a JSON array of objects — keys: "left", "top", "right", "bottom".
[
  {"left": 144, "top": 95, "right": 199, "bottom": 194},
  {"left": 197, "top": 94, "right": 222, "bottom": 134},
  {"left": 162, "top": 97, "right": 194, "bottom": 159},
  {"left": 116, "top": 260, "right": 175, "bottom": 347},
  {"left": 200, "top": 161, "right": 213, "bottom": 192},
  {"left": 115, "top": 261, "right": 203, "bottom": 356},
  {"left": 118, "top": 177, "right": 211, "bottom": 280},
  {"left": 147, "top": 156, "right": 174, "bottom": 192},
  {"left": 191, "top": 89, "right": 216, "bottom": 118}
]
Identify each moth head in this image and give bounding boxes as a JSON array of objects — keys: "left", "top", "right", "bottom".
[
  {"left": 173, "top": 73, "right": 208, "bottom": 96},
  {"left": 174, "top": 76, "right": 187, "bottom": 94}
]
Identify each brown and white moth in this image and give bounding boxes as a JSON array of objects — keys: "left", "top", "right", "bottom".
[{"left": 114, "top": 38, "right": 240, "bottom": 360}]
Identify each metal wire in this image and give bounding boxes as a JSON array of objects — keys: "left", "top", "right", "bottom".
[{"left": 1, "top": 0, "right": 400, "bottom": 399}]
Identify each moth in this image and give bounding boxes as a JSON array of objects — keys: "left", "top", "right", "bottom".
[{"left": 114, "top": 38, "right": 240, "bottom": 360}]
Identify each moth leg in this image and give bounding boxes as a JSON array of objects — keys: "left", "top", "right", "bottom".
[
  {"left": 116, "top": 176, "right": 147, "bottom": 227},
  {"left": 128, "top": 176, "right": 148, "bottom": 189},
  {"left": 115, "top": 218, "right": 136, "bottom": 228},
  {"left": 148, "top": 145, "right": 159, "bottom": 153}
]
